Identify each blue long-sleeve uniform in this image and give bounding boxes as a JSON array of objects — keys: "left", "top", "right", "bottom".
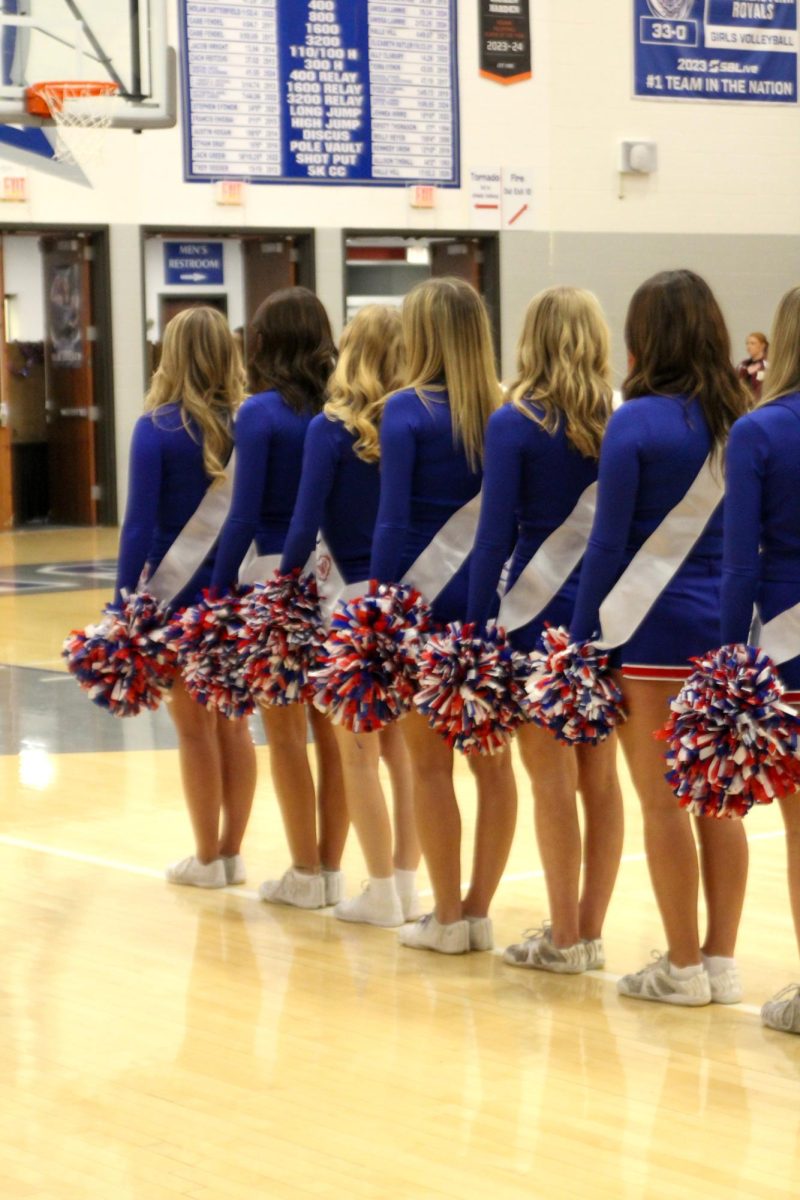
[
  {"left": 370, "top": 387, "right": 484, "bottom": 625},
  {"left": 280, "top": 412, "right": 380, "bottom": 583},
  {"left": 467, "top": 400, "right": 599, "bottom": 650},
  {"left": 211, "top": 390, "right": 314, "bottom": 591},
  {"left": 571, "top": 394, "right": 723, "bottom": 666},
  {"left": 721, "top": 392, "right": 800, "bottom": 689},
  {"left": 115, "top": 402, "right": 221, "bottom": 610}
]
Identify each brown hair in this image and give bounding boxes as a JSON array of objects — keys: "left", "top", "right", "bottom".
[
  {"left": 145, "top": 306, "right": 244, "bottom": 481},
  {"left": 623, "top": 269, "right": 748, "bottom": 452},
  {"left": 760, "top": 287, "right": 800, "bottom": 407},
  {"left": 248, "top": 286, "right": 336, "bottom": 413},
  {"left": 509, "top": 286, "right": 612, "bottom": 460},
  {"left": 399, "top": 277, "right": 501, "bottom": 471},
  {"left": 747, "top": 331, "right": 769, "bottom": 353},
  {"left": 324, "top": 305, "right": 403, "bottom": 463}
]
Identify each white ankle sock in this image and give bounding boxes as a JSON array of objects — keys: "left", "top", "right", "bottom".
[
  {"left": 702, "top": 954, "right": 736, "bottom": 976},
  {"left": 394, "top": 868, "right": 417, "bottom": 897},
  {"left": 669, "top": 960, "right": 705, "bottom": 980},
  {"left": 368, "top": 875, "right": 398, "bottom": 903}
]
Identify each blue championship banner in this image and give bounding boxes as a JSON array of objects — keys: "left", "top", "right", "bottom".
[
  {"left": 180, "top": 0, "right": 460, "bottom": 186},
  {"left": 634, "top": 0, "right": 798, "bottom": 103}
]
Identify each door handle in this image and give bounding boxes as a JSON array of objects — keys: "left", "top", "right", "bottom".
[{"left": 58, "top": 406, "right": 100, "bottom": 420}]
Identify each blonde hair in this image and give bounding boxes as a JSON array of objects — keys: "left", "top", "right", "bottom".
[
  {"left": 400, "top": 277, "right": 501, "bottom": 470},
  {"left": 323, "top": 305, "right": 403, "bottom": 462},
  {"left": 509, "top": 287, "right": 612, "bottom": 460},
  {"left": 145, "top": 307, "right": 245, "bottom": 481},
  {"left": 760, "top": 288, "right": 800, "bottom": 407}
]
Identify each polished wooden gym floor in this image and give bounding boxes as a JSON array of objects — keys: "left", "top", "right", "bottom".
[{"left": 2, "top": 529, "right": 800, "bottom": 1199}]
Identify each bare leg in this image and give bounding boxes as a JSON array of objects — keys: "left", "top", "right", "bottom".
[
  {"left": 216, "top": 714, "right": 257, "bottom": 858},
  {"left": 516, "top": 722, "right": 581, "bottom": 945},
  {"left": 617, "top": 677, "right": 702, "bottom": 967},
  {"left": 462, "top": 744, "right": 518, "bottom": 919},
  {"left": 402, "top": 710, "right": 462, "bottom": 924},
  {"left": 576, "top": 734, "right": 624, "bottom": 941},
  {"left": 309, "top": 706, "right": 348, "bottom": 870},
  {"left": 333, "top": 724, "right": 393, "bottom": 878},
  {"left": 166, "top": 676, "right": 223, "bottom": 863},
  {"left": 696, "top": 816, "right": 748, "bottom": 958},
  {"left": 379, "top": 721, "right": 420, "bottom": 870},
  {"left": 260, "top": 703, "right": 320, "bottom": 871},
  {"left": 779, "top": 792, "right": 800, "bottom": 959}
]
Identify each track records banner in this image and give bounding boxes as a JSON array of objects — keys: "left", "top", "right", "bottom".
[
  {"left": 180, "top": 0, "right": 460, "bottom": 186},
  {"left": 634, "top": 1, "right": 798, "bottom": 103}
]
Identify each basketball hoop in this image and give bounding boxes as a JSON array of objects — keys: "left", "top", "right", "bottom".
[{"left": 25, "top": 81, "right": 119, "bottom": 167}]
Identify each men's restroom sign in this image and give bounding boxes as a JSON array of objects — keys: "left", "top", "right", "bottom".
[{"left": 164, "top": 242, "right": 225, "bottom": 285}]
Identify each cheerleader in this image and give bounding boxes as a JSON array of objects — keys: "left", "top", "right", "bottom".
[
  {"left": 721, "top": 286, "right": 800, "bottom": 1032},
  {"left": 210, "top": 287, "right": 347, "bottom": 909},
  {"left": 115, "top": 307, "right": 257, "bottom": 887},
  {"left": 570, "top": 269, "right": 750, "bottom": 1004},
  {"left": 467, "top": 287, "right": 623, "bottom": 972},
  {"left": 371, "top": 277, "right": 518, "bottom": 954},
  {"left": 280, "top": 305, "right": 420, "bottom": 926}
]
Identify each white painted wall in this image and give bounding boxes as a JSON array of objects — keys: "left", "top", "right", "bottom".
[
  {"left": 2, "top": 235, "right": 45, "bottom": 341},
  {"left": 0, "top": 3, "right": 796, "bottom": 235}
]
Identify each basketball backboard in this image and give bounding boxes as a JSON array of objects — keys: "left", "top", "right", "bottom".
[{"left": 0, "top": 0, "right": 175, "bottom": 128}]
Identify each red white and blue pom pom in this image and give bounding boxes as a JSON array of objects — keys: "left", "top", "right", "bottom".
[
  {"left": 241, "top": 569, "right": 325, "bottom": 706},
  {"left": 524, "top": 625, "right": 625, "bottom": 744},
  {"left": 312, "top": 581, "right": 431, "bottom": 732},
  {"left": 62, "top": 591, "right": 178, "bottom": 717},
  {"left": 176, "top": 587, "right": 255, "bottom": 719},
  {"left": 657, "top": 643, "right": 800, "bottom": 818},
  {"left": 414, "top": 621, "right": 529, "bottom": 754}
]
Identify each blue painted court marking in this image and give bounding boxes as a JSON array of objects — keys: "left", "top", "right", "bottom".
[{"left": 0, "top": 558, "right": 117, "bottom": 594}]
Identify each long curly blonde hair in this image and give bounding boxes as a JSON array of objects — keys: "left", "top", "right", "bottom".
[
  {"left": 323, "top": 305, "right": 403, "bottom": 462},
  {"left": 145, "top": 306, "right": 245, "bottom": 481},
  {"left": 509, "top": 287, "right": 612, "bottom": 460}
]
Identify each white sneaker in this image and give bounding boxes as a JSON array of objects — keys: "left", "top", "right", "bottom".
[
  {"left": 165, "top": 856, "right": 226, "bottom": 889},
  {"left": 398, "top": 913, "right": 470, "bottom": 954},
  {"left": 334, "top": 883, "right": 404, "bottom": 927},
  {"left": 617, "top": 954, "right": 711, "bottom": 1006},
  {"left": 503, "top": 923, "right": 588, "bottom": 974},
  {"left": 707, "top": 965, "right": 743, "bottom": 1005},
  {"left": 467, "top": 916, "right": 494, "bottom": 951},
  {"left": 761, "top": 984, "right": 800, "bottom": 1033},
  {"left": 258, "top": 867, "right": 326, "bottom": 909},
  {"left": 222, "top": 854, "right": 246, "bottom": 885},
  {"left": 322, "top": 868, "right": 345, "bottom": 906},
  {"left": 583, "top": 937, "right": 606, "bottom": 970}
]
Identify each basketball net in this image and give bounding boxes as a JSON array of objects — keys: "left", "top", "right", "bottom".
[{"left": 26, "top": 82, "right": 118, "bottom": 167}]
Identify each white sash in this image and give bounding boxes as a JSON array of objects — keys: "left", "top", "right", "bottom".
[
  {"left": 145, "top": 454, "right": 236, "bottom": 605},
  {"left": 237, "top": 550, "right": 282, "bottom": 586},
  {"left": 597, "top": 456, "right": 723, "bottom": 649},
  {"left": 401, "top": 492, "right": 482, "bottom": 601},
  {"left": 498, "top": 482, "right": 597, "bottom": 633},
  {"left": 315, "top": 536, "right": 367, "bottom": 623},
  {"left": 759, "top": 604, "right": 800, "bottom": 666}
]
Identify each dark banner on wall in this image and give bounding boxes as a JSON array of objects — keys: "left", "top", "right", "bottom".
[
  {"left": 180, "top": 0, "right": 460, "bottom": 187},
  {"left": 479, "top": 0, "right": 532, "bottom": 84},
  {"left": 634, "top": 0, "right": 798, "bottom": 104}
]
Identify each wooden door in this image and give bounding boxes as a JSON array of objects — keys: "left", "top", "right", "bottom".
[
  {"left": 42, "top": 235, "right": 97, "bottom": 525},
  {"left": 430, "top": 239, "right": 482, "bottom": 290},
  {"left": 0, "top": 241, "right": 13, "bottom": 529},
  {"left": 242, "top": 237, "right": 297, "bottom": 330}
]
